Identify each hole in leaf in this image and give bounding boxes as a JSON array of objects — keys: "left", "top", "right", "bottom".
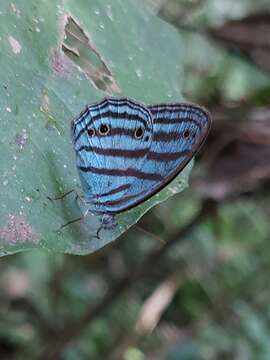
[{"left": 62, "top": 16, "right": 121, "bottom": 94}]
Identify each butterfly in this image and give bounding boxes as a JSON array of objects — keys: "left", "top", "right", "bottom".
[{"left": 71, "top": 97, "right": 211, "bottom": 231}]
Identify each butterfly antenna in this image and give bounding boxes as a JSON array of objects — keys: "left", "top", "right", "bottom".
[{"left": 58, "top": 209, "right": 90, "bottom": 231}]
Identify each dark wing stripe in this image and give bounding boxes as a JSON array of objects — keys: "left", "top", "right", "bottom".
[
  {"left": 78, "top": 146, "right": 148, "bottom": 158},
  {"left": 94, "top": 184, "right": 131, "bottom": 198},
  {"left": 149, "top": 104, "right": 208, "bottom": 115},
  {"left": 75, "top": 127, "right": 197, "bottom": 144},
  {"left": 73, "top": 112, "right": 151, "bottom": 144},
  {"left": 153, "top": 117, "right": 202, "bottom": 129},
  {"left": 108, "top": 128, "right": 134, "bottom": 137},
  {"left": 74, "top": 98, "right": 151, "bottom": 128},
  {"left": 75, "top": 127, "right": 136, "bottom": 143},
  {"left": 78, "top": 146, "right": 190, "bottom": 161},
  {"left": 74, "top": 127, "right": 87, "bottom": 143},
  {"left": 107, "top": 128, "right": 198, "bottom": 141},
  {"left": 148, "top": 150, "right": 191, "bottom": 161},
  {"left": 149, "top": 105, "right": 209, "bottom": 127},
  {"left": 78, "top": 166, "right": 163, "bottom": 181},
  {"left": 153, "top": 130, "right": 195, "bottom": 142},
  {"left": 71, "top": 109, "right": 89, "bottom": 139},
  {"left": 72, "top": 110, "right": 90, "bottom": 142},
  {"left": 89, "top": 111, "right": 150, "bottom": 128},
  {"left": 95, "top": 98, "right": 151, "bottom": 118},
  {"left": 149, "top": 107, "right": 202, "bottom": 114},
  {"left": 93, "top": 192, "right": 141, "bottom": 207}
]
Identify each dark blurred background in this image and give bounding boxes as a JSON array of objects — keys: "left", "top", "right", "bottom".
[{"left": 1, "top": 0, "right": 270, "bottom": 359}]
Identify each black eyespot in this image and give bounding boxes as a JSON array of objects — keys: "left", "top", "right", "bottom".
[
  {"left": 87, "top": 128, "right": 95, "bottom": 137},
  {"left": 183, "top": 130, "right": 190, "bottom": 139},
  {"left": 99, "top": 124, "right": 110, "bottom": 135},
  {"left": 134, "top": 127, "right": 144, "bottom": 139}
]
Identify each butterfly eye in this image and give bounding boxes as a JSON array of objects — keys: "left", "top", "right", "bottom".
[
  {"left": 134, "top": 127, "right": 144, "bottom": 139},
  {"left": 183, "top": 130, "right": 190, "bottom": 139},
  {"left": 87, "top": 128, "right": 95, "bottom": 137},
  {"left": 99, "top": 124, "right": 110, "bottom": 135}
]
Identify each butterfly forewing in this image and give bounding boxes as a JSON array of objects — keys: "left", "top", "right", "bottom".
[{"left": 71, "top": 98, "right": 153, "bottom": 214}]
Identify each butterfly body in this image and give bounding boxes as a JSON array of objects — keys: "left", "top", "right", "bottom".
[{"left": 71, "top": 98, "right": 210, "bottom": 219}]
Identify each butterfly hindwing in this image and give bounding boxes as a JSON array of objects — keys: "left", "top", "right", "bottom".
[{"left": 108, "top": 103, "right": 211, "bottom": 211}]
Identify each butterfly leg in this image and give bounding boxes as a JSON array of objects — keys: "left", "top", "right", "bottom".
[
  {"left": 60, "top": 210, "right": 88, "bottom": 230},
  {"left": 48, "top": 189, "right": 86, "bottom": 206},
  {"left": 49, "top": 191, "right": 101, "bottom": 238},
  {"left": 57, "top": 209, "right": 89, "bottom": 234},
  {"left": 47, "top": 189, "right": 75, "bottom": 202}
]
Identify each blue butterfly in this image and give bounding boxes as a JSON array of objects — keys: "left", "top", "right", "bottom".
[{"left": 71, "top": 97, "right": 210, "bottom": 231}]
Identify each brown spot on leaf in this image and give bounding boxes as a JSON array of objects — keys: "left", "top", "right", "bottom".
[
  {"left": 10, "top": 3, "right": 21, "bottom": 17},
  {"left": 49, "top": 47, "right": 73, "bottom": 77},
  {"left": 59, "top": 14, "right": 121, "bottom": 94},
  {"left": 0, "top": 214, "right": 39, "bottom": 244},
  {"left": 14, "top": 129, "right": 28, "bottom": 150},
  {"left": 40, "top": 92, "right": 50, "bottom": 113}
]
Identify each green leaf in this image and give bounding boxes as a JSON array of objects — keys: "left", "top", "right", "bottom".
[{"left": 0, "top": 0, "right": 189, "bottom": 256}]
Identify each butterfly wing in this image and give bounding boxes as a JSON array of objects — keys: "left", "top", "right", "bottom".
[
  {"left": 105, "top": 103, "right": 211, "bottom": 212},
  {"left": 71, "top": 98, "right": 153, "bottom": 214}
]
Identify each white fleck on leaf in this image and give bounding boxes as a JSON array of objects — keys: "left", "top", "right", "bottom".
[{"left": 8, "top": 36, "right": 22, "bottom": 54}]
